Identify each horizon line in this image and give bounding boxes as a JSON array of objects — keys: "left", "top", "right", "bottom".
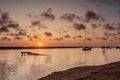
[{"left": 0, "top": 45, "right": 120, "bottom": 50}]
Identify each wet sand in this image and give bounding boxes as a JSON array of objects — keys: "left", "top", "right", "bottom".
[{"left": 38, "top": 61, "right": 120, "bottom": 80}]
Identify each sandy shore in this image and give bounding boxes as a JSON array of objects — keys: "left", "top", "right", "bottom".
[{"left": 38, "top": 61, "right": 120, "bottom": 80}]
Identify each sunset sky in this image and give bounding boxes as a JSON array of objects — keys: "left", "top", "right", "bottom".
[{"left": 0, "top": 0, "right": 120, "bottom": 47}]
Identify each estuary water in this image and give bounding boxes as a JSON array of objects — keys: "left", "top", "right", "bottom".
[{"left": 0, "top": 48, "right": 120, "bottom": 80}]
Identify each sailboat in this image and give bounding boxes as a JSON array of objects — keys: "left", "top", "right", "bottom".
[
  {"left": 82, "top": 47, "right": 92, "bottom": 51},
  {"left": 82, "top": 30, "right": 92, "bottom": 51},
  {"left": 101, "top": 37, "right": 107, "bottom": 54}
]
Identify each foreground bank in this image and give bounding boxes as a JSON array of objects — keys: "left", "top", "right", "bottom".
[{"left": 38, "top": 61, "right": 120, "bottom": 80}]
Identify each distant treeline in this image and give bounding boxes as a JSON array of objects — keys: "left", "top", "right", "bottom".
[{"left": 0, "top": 46, "right": 81, "bottom": 50}]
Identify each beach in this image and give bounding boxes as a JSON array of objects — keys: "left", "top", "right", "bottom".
[{"left": 38, "top": 61, "right": 120, "bottom": 80}]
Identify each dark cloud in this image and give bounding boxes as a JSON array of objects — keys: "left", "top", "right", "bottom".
[
  {"left": 0, "top": 26, "right": 9, "bottom": 33},
  {"left": 18, "top": 29, "right": 27, "bottom": 36},
  {"left": 0, "top": 11, "right": 20, "bottom": 33},
  {"left": 104, "top": 32, "right": 117, "bottom": 37},
  {"left": 7, "top": 33, "right": 15, "bottom": 36},
  {"left": 1, "top": 36, "right": 10, "bottom": 41},
  {"left": 41, "top": 8, "right": 55, "bottom": 20},
  {"left": 103, "top": 23, "right": 115, "bottom": 30},
  {"left": 1, "top": 12, "right": 10, "bottom": 21},
  {"left": 6, "top": 29, "right": 27, "bottom": 40},
  {"left": 109, "top": 33, "right": 117, "bottom": 36},
  {"left": 85, "top": 10, "right": 99, "bottom": 22},
  {"left": 64, "top": 34, "right": 70, "bottom": 38},
  {"left": 14, "top": 36, "right": 23, "bottom": 40},
  {"left": 0, "top": 9, "right": 27, "bottom": 41},
  {"left": 77, "top": 35, "right": 83, "bottom": 38},
  {"left": 86, "top": 37, "right": 92, "bottom": 41},
  {"left": 8, "top": 21, "right": 19, "bottom": 30},
  {"left": 91, "top": 24, "right": 97, "bottom": 29},
  {"left": 0, "top": 19, "right": 5, "bottom": 26},
  {"left": 54, "top": 37, "right": 63, "bottom": 41},
  {"left": 32, "top": 21, "right": 40, "bottom": 26},
  {"left": 101, "top": 37, "right": 107, "bottom": 40},
  {"left": 73, "top": 23, "right": 86, "bottom": 31},
  {"left": 44, "top": 32, "right": 52, "bottom": 37},
  {"left": 31, "top": 20, "right": 47, "bottom": 29},
  {"left": 61, "top": 13, "right": 80, "bottom": 22},
  {"left": 26, "top": 34, "right": 33, "bottom": 41},
  {"left": 0, "top": 12, "right": 10, "bottom": 26}
]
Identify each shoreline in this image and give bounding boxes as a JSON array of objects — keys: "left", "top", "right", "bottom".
[
  {"left": 0, "top": 46, "right": 120, "bottom": 50},
  {"left": 38, "top": 61, "right": 120, "bottom": 80}
]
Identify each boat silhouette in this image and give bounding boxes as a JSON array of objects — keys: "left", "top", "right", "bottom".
[
  {"left": 82, "top": 47, "right": 92, "bottom": 51},
  {"left": 82, "top": 30, "right": 92, "bottom": 51}
]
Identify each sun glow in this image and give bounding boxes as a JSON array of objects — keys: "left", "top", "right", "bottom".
[{"left": 38, "top": 42, "right": 43, "bottom": 46}]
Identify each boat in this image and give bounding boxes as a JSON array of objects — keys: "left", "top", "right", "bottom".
[
  {"left": 82, "top": 47, "right": 92, "bottom": 51},
  {"left": 82, "top": 30, "right": 92, "bottom": 51}
]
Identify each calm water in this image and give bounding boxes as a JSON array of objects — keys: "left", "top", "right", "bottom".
[{"left": 0, "top": 48, "right": 120, "bottom": 80}]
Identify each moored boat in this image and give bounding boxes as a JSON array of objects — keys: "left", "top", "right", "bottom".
[{"left": 82, "top": 47, "right": 92, "bottom": 51}]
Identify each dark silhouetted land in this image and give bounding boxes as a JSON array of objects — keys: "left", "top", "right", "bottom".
[
  {"left": 0, "top": 46, "right": 120, "bottom": 50},
  {"left": 38, "top": 61, "right": 120, "bottom": 80}
]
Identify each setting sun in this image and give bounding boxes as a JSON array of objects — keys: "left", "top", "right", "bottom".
[{"left": 38, "top": 42, "right": 43, "bottom": 46}]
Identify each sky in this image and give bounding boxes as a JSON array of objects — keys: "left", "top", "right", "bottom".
[{"left": 0, "top": 0, "right": 120, "bottom": 47}]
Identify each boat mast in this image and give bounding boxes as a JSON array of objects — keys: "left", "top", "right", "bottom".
[{"left": 84, "top": 29, "right": 86, "bottom": 46}]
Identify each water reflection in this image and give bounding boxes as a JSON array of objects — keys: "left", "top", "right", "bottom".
[
  {"left": 0, "top": 60, "right": 9, "bottom": 80},
  {"left": 0, "top": 48, "right": 120, "bottom": 80}
]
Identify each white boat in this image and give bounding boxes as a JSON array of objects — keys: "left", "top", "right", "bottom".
[{"left": 82, "top": 30, "right": 92, "bottom": 51}]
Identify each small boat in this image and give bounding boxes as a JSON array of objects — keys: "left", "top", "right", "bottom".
[
  {"left": 82, "top": 47, "right": 92, "bottom": 51},
  {"left": 82, "top": 30, "right": 92, "bottom": 51}
]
